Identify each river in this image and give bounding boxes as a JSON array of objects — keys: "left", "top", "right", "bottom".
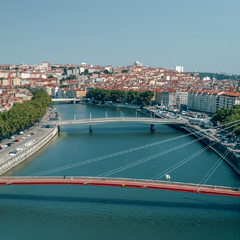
[{"left": 0, "top": 104, "right": 240, "bottom": 240}]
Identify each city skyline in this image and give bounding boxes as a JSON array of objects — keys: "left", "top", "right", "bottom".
[{"left": 1, "top": 0, "right": 240, "bottom": 74}]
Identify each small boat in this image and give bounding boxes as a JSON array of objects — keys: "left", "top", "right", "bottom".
[{"left": 165, "top": 174, "right": 171, "bottom": 180}]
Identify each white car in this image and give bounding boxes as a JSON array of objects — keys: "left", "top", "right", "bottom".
[
  {"left": 9, "top": 152, "right": 16, "bottom": 156},
  {"left": 3, "top": 145, "right": 8, "bottom": 148},
  {"left": 16, "top": 148, "right": 23, "bottom": 152}
]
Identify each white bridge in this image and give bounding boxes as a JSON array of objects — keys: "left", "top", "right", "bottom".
[
  {"left": 45, "top": 117, "right": 188, "bottom": 127},
  {"left": 52, "top": 98, "right": 80, "bottom": 102}
]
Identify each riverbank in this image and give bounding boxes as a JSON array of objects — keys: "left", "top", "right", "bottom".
[
  {"left": 81, "top": 101, "right": 140, "bottom": 110},
  {"left": 140, "top": 107, "right": 240, "bottom": 176},
  {"left": 0, "top": 108, "right": 59, "bottom": 175}
]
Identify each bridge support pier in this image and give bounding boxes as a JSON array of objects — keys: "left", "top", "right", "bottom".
[
  {"left": 150, "top": 124, "right": 155, "bottom": 132},
  {"left": 89, "top": 125, "right": 92, "bottom": 133},
  {"left": 58, "top": 125, "right": 61, "bottom": 132}
]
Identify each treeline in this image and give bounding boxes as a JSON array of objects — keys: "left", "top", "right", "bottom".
[
  {"left": 86, "top": 88, "right": 154, "bottom": 108},
  {"left": 0, "top": 90, "right": 52, "bottom": 138},
  {"left": 212, "top": 105, "right": 240, "bottom": 135}
]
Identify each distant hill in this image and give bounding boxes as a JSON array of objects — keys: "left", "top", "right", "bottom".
[{"left": 187, "top": 72, "right": 240, "bottom": 81}]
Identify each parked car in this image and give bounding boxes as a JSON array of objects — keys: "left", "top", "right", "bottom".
[
  {"left": 14, "top": 139, "right": 20, "bottom": 142},
  {"left": 9, "top": 151, "right": 17, "bottom": 156},
  {"left": 19, "top": 131, "right": 24, "bottom": 135}
]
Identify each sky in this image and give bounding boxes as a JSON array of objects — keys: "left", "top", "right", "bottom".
[{"left": 0, "top": 0, "right": 240, "bottom": 74}]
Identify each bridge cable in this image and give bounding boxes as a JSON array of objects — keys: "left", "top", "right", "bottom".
[
  {"left": 27, "top": 128, "right": 216, "bottom": 177},
  {"left": 95, "top": 121, "right": 240, "bottom": 178},
  {"left": 151, "top": 140, "right": 217, "bottom": 180},
  {"left": 24, "top": 119, "right": 240, "bottom": 178},
  {"left": 197, "top": 149, "right": 230, "bottom": 190},
  {"left": 152, "top": 124, "right": 240, "bottom": 181},
  {"left": 96, "top": 138, "right": 206, "bottom": 178},
  {"left": 197, "top": 122, "right": 240, "bottom": 187}
]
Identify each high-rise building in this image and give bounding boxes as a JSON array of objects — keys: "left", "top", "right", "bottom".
[{"left": 174, "top": 66, "right": 184, "bottom": 73}]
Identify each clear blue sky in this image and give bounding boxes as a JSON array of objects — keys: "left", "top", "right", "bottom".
[{"left": 1, "top": 0, "right": 240, "bottom": 73}]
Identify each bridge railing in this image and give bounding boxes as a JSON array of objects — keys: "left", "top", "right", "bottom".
[
  {"left": 0, "top": 176, "right": 234, "bottom": 190},
  {"left": 56, "top": 117, "right": 188, "bottom": 125}
]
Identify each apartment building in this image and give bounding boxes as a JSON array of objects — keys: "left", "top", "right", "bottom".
[
  {"left": 155, "top": 90, "right": 188, "bottom": 107},
  {"left": 188, "top": 91, "right": 240, "bottom": 113},
  {"left": 217, "top": 92, "right": 240, "bottom": 109},
  {"left": 65, "top": 89, "right": 86, "bottom": 98}
]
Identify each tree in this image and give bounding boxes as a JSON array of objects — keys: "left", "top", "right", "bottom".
[
  {"left": 86, "top": 88, "right": 153, "bottom": 107},
  {"left": 63, "top": 67, "right": 67, "bottom": 75},
  {"left": 48, "top": 75, "right": 54, "bottom": 78},
  {"left": 103, "top": 70, "right": 110, "bottom": 74},
  {"left": 60, "top": 85, "right": 68, "bottom": 88},
  {"left": 127, "top": 90, "right": 140, "bottom": 104},
  {"left": 137, "top": 90, "right": 154, "bottom": 108},
  {"left": 65, "top": 74, "right": 76, "bottom": 80},
  {"left": 212, "top": 105, "right": 240, "bottom": 135},
  {"left": 110, "top": 90, "right": 126, "bottom": 103}
]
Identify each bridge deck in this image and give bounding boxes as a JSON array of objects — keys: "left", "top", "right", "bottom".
[
  {"left": 46, "top": 117, "right": 188, "bottom": 126},
  {"left": 0, "top": 177, "right": 239, "bottom": 197}
]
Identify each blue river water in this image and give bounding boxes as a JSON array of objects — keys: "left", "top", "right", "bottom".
[{"left": 0, "top": 103, "right": 240, "bottom": 240}]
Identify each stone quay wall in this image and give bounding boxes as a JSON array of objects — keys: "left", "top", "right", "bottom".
[{"left": 0, "top": 126, "right": 58, "bottom": 176}]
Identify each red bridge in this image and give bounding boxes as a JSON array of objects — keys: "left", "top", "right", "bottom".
[{"left": 0, "top": 176, "right": 239, "bottom": 198}]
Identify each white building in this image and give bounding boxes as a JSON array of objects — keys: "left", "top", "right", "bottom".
[
  {"left": 40, "top": 62, "right": 51, "bottom": 72},
  {"left": 134, "top": 61, "right": 142, "bottom": 66},
  {"left": 187, "top": 91, "right": 240, "bottom": 114},
  {"left": 174, "top": 66, "right": 184, "bottom": 73},
  {"left": 188, "top": 91, "right": 221, "bottom": 113},
  {"left": 21, "top": 72, "right": 31, "bottom": 79},
  {"left": 51, "top": 87, "right": 58, "bottom": 98},
  {"left": 217, "top": 92, "right": 240, "bottom": 109}
]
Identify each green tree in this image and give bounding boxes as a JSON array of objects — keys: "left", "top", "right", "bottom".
[
  {"left": 110, "top": 90, "right": 126, "bottom": 103},
  {"left": 127, "top": 90, "right": 140, "bottom": 104},
  {"left": 103, "top": 70, "right": 110, "bottom": 74},
  {"left": 212, "top": 106, "right": 240, "bottom": 135}
]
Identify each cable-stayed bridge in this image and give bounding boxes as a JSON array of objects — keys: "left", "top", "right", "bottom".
[{"left": 0, "top": 176, "right": 239, "bottom": 197}]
